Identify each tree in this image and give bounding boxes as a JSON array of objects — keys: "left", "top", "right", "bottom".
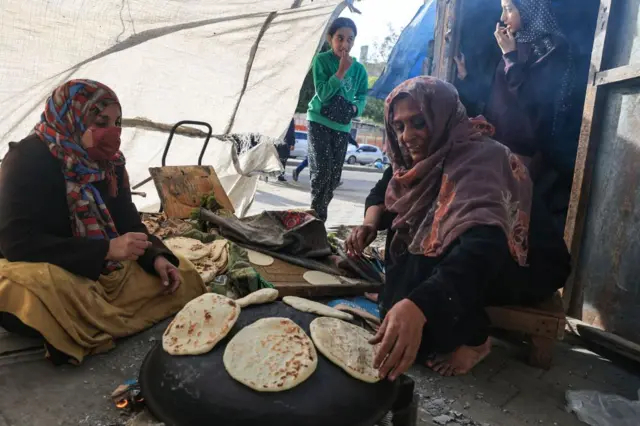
[{"left": 368, "top": 24, "right": 401, "bottom": 64}]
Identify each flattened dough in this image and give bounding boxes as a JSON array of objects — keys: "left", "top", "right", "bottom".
[
  {"left": 163, "top": 293, "right": 239, "bottom": 356},
  {"left": 310, "top": 317, "right": 380, "bottom": 383},
  {"left": 236, "top": 288, "right": 279, "bottom": 308},
  {"left": 192, "top": 258, "right": 218, "bottom": 283},
  {"left": 223, "top": 317, "right": 317, "bottom": 392},
  {"left": 246, "top": 249, "right": 274, "bottom": 266},
  {"left": 303, "top": 270, "right": 341, "bottom": 285},
  {"left": 164, "top": 237, "right": 210, "bottom": 261},
  {"left": 282, "top": 296, "right": 353, "bottom": 321}
]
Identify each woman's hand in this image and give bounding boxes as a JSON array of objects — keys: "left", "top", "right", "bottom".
[
  {"left": 336, "top": 51, "right": 353, "bottom": 79},
  {"left": 107, "top": 232, "right": 151, "bottom": 261},
  {"left": 454, "top": 53, "right": 468, "bottom": 80},
  {"left": 370, "top": 299, "right": 426, "bottom": 381},
  {"left": 154, "top": 256, "right": 181, "bottom": 294},
  {"left": 494, "top": 23, "right": 516, "bottom": 55},
  {"left": 345, "top": 223, "right": 377, "bottom": 256}
]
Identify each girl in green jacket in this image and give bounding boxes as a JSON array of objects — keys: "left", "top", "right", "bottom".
[{"left": 306, "top": 17, "right": 368, "bottom": 222}]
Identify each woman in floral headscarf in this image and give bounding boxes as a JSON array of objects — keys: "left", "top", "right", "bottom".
[
  {"left": 0, "top": 80, "right": 206, "bottom": 364},
  {"left": 346, "top": 77, "right": 570, "bottom": 379}
]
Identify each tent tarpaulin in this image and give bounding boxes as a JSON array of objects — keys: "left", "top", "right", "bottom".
[
  {"left": 0, "top": 0, "right": 345, "bottom": 215},
  {"left": 369, "top": 0, "right": 436, "bottom": 100}
]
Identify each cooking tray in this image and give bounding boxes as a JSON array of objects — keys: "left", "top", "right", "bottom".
[{"left": 139, "top": 302, "right": 398, "bottom": 426}]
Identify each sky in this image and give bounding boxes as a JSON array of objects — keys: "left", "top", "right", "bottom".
[{"left": 340, "top": 0, "right": 426, "bottom": 60}]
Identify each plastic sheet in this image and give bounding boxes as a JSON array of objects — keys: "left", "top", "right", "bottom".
[{"left": 566, "top": 389, "right": 640, "bottom": 426}]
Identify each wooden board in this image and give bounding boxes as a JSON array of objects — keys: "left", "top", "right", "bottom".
[
  {"left": 252, "top": 257, "right": 381, "bottom": 298},
  {"left": 149, "top": 166, "right": 234, "bottom": 219},
  {"left": 486, "top": 292, "right": 566, "bottom": 340}
]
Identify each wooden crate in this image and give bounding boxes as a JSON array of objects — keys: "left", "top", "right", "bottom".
[{"left": 486, "top": 292, "right": 565, "bottom": 369}]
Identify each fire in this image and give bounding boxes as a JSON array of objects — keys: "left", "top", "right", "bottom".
[{"left": 116, "top": 399, "right": 129, "bottom": 409}]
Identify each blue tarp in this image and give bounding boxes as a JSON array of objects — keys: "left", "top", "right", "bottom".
[{"left": 369, "top": 0, "right": 437, "bottom": 100}]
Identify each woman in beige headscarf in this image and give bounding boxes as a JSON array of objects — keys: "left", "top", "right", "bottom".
[{"left": 346, "top": 77, "right": 570, "bottom": 379}]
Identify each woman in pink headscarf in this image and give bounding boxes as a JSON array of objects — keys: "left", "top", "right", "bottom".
[{"left": 346, "top": 77, "right": 570, "bottom": 379}]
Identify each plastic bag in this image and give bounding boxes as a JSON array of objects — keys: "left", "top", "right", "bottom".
[{"left": 566, "top": 389, "right": 640, "bottom": 426}]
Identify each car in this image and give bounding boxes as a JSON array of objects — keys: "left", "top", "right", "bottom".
[
  {"left": 289, "top": 131, "right": 308, "bottom": 158},
  {"left": 345, "top": 144, "right": 384, "bottom": 165}
]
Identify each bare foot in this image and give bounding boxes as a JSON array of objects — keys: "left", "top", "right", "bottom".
[{"left": 426, "top": 338, "right": 492, "bottom": 377}]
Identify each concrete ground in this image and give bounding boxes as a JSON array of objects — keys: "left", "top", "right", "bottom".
[{"left": 1, "top": 166, "right": 639, "bottom": 426}]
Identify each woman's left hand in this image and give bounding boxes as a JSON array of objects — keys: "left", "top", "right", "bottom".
[
  {"left": 494, "top": 23, "right": 516, "bottom": 54},
  {"left": 369, "top": 299, "right": 426, "bottom": 381},
  {"left": 154, "top": 256, "right": 181, "bottom": 294}
]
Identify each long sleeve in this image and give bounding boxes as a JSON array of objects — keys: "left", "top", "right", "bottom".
[
  {"left": 364, "top": 166, "right": 395, "bottom": 231},
  {"left": 407, "top": 226, "right": 510, "bottom": 328},
  {"left": 312, "top": 55, "right": 342, "bottom": 103},
  {"left": 0, "top": 141, "right": 109, "bottom": 280},
  {"left": 109, "top": 166, "right": 179, "bottom": 275},
  {"left": 353, "top": 66, "right": 369, "bottom": 117}
]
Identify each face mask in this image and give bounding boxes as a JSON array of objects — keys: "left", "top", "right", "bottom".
[{"left": 85, "top": 126, "right": 122, "bottom": 161}]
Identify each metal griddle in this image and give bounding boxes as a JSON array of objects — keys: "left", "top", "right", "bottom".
[{"left": 139, "top": 302, "right": 406, "bottom": 426}]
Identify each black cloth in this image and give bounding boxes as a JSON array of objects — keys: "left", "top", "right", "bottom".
[
  {"left": 365, "top": 168, "right": 571, "bottom": 356},
  {"left": 308, "top": 122, "right": 349, "bottom": 222},
  {"left": 0, "top": 135, "right": 178, "bottom": 281}
]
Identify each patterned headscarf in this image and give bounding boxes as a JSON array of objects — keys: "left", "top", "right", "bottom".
[
  {"left": 512, "top": 0, "right": 574, "bottom": 133},
  {"left": 384, "top": 77, "right": 533, "bottom": 266},
  {"left": 34, "top": 79, "right": 125, "bottom": 272}
]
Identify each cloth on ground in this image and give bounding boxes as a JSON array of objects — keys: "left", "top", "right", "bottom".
[
  {"left": 226, "top": 243, "right": 274, "bottom": 297},
  {"left": 199, "top": 208, "right": 331, "bottom": 258},
  {"left": 0, "top": 254, "right": 206, "bottom": 363}
]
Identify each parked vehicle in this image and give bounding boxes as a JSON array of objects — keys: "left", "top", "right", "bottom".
[
  {"left": 344, "top": 144, "right": 384, "bottom": 165},
  {"left": 289, "top": 131, "right": 308, "bottom": 158}
]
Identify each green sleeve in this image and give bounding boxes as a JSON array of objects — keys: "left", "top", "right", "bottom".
[
  {"left": 312, "top": 55, "right": 342, "bottom": 103},
  {"left": 354, "top": 66, "right": 369, "bottom": 117}
]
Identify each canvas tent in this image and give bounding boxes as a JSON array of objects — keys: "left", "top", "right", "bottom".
[{"left": 0, "top": 0, "right": 351, "bottom": 216}]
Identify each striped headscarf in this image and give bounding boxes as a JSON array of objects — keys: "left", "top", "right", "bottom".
[{"left": 34, "top": 79, "right": 125, "bottom": 272}]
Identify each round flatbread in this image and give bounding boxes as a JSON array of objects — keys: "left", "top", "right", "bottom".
[
  {"left": 223, "top": 317, "right": 317, "bottom": 392},
  {"left": 303, "top": 270, "right": 341, "bottom": 285},
  {"left": 192, "top": 258, "right": 218, "bottom": 283},
  {"left": 164, "top": 237, "right": 210, "bottom": 261},
  {"left": 310, "top": 317, "right": 380, "bottom": 383},
  {"left": 163, "top": 293, "right": 239, "bottom": 356},
  {"left": 246, "top": 249, "right": 274, "bottom": 266},
  {"left": 282, "top": 296, "right": 353, "bottom": 321},
  {"left": 236, "top": 288, "right": 279, "bottom": 308}
]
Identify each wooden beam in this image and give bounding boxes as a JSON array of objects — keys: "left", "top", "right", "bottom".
[
  {"left": 595, "top": 64, "right": 640, "bottom": 86},
  {"left": 563, "top": 0, "right": 613, "bottom": 317}
]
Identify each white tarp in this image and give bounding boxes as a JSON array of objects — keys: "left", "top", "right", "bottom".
[{"left": 0, "top": 0, "right": 345, "bottom": 215}]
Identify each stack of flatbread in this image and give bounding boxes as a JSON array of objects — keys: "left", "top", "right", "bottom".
[{"left": 164, "top": 237, "right": 229, "bottom": 283}]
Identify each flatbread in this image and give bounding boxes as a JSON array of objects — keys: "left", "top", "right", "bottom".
[
  {"left": 164, "top": 237, "right": 210, "bottom": 261},
  {"left": 236, "top": 288, "right": 279, "bottom": 308},
  {"left": 310, "top": 317, "right": 380, "bottom": 383},
  {"left": 282, "top": 296, "right": 353, "bottom": 321},
  {"left": 192, "top": 258, "right": 218, "bottom": 283},
  {"left": 303, "top": 270, "right": 341, "bottom": 285},
  {"left": 163, "top": 293, "right": 239, "bottom": 356},
  {"left": 246, "top": 249, "right": 274, "bottom": 266},
  {"left": 223, "top": 317, "right": 317, "bottom": 392}
]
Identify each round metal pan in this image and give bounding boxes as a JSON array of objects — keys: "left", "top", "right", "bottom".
[{"left": 139, "top": 301, "right": 398, "bottom": 426}]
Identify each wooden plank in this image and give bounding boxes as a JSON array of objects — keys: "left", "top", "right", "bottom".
[
  {"left": 0, "top": 327, "right": 43, "bottom": 355},
  {"left": 149, "top": 165, "right": 234, "bottom": 219},
  {"left": 567, "top": 317, "right": 640, "bottom": 364},
  {"left": 595, "top": 64, "right": 640, "bottom": 86},
  {"left": 486, "top": 306, "right": 563, "bottom": 340},
  {"left": 563, "top": 0, "right": 613, "bottom": 317},
  {"left": 253, "top": 257, "right": 381, "bottom": 299}
]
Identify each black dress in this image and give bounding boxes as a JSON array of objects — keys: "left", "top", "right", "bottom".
[{"left": 365, "top": 167, "right": 570, "bottom": 357}]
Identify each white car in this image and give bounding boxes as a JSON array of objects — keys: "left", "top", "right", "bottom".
[
  {"left": 289, "top": 131, "right": 308, "bottom": 158},
  {"left": 345, "top": 144, "right": 384, "bottom": 165}
]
